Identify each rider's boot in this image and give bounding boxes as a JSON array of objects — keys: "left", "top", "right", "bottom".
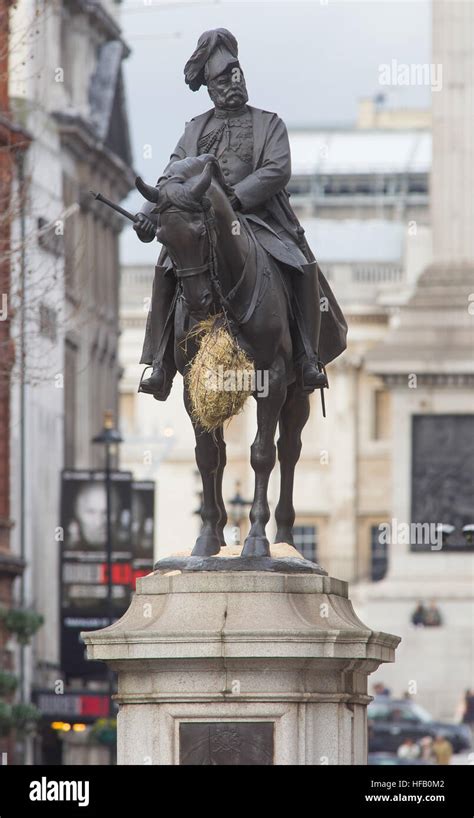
[
  {"left": 292, "top": 261, "right": 328, "bottom": 393},
  {"left": 138, "top": 265, "right": 177, "bottom": 400},
  {"left": 139, "top": 357, "right": 175, "bottom": 401}
]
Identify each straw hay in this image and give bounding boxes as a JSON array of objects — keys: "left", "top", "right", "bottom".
[{"left": 185, "top": 314, "right": 254, "bottom": 432}]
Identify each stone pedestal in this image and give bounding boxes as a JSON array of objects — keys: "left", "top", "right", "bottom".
[{"left": 82, "top": 570, "right": 399, "bottom": 765}]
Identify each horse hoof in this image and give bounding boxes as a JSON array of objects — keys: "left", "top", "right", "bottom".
[
  {"left": 191, "top": 535, "right": 221, "bottom": 557},
  {"left": 241, "top": 536, "right": 270, "bottom": 557},
  {"left": 274, "top": 529, "right": 294, "bottom": 547}
]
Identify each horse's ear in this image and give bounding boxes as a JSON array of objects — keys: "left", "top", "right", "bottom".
[
  {"left": 204, "top": 156, "right": 227, "bottom": 189},
  {"left": 135, "top": 176, "right": 160, "bottom": 203},
  {"left": 189, "top": 161, "right": 213, "bottom": 201}
]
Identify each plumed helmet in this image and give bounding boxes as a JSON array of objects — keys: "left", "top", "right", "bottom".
[{"left": 184, "top": 28, "right": 239, "bottom": 91}]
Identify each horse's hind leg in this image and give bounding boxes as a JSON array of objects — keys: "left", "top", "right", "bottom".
[
  {"left": 184, "top": 387, "right": 221, "bottom": 557},
  {"left": 274, "top": 383, "right": 311, "bottom": 547},
  {"left": 214, "top": 426, "right": 228, "bottom": 547},
  {"left": 242, "top": 365, "right": 287, "bottom": 558}
]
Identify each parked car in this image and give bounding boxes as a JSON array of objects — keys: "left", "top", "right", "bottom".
[
  {"left": 368, "top": 699, "right": 472, "bottom": 754},
  {"left": 368, "top": 752, "right": 434, "bottom": 765}
]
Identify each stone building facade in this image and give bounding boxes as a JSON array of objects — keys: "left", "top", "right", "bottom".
[
  {"left": 0, "top": 0, "right": 30, "bottom": 764},
  {"left": 7, "top": 0, "right": 133, "bottom": 761},
  {"left": 353, "top": 0, "right": 474, "bottom": 720}
]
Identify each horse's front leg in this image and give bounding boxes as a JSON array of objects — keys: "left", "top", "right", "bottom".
[
  {"left": 214, "top": 426, "right": 228, "bottom": 547},
  {"left": 184, "top": 386, "right": 222, "bottom": 557},
  {"left": 242, "top": 364, "right": 287, "bottom": 557},
  {"left": 274, "top": 382, "right": 311, "bottom": 546}
]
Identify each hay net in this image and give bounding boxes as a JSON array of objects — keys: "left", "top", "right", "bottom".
[{"left": 185, "top": 313, "right": 255, "bottom": 432}]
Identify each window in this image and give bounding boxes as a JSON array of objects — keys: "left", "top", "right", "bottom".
[
  {"left": 59, "top": 9, "right": 73, "bottom": 98},
  {"left": 393, "top": 707, "right": 421, "bottom": 724},
  {"left": 64, "top": 339, "right": 78, "bottom": 468},
  {"left": 120, "top": 392, "right": 135, "bottom": 435},
  {"left": 367, "top": 703, "right": 391, "bottom": 722},
  {"left": 411, "top": 415, "right": 474, "bottom": 551},
  {"left": 39, "top": 303, "right": 57, "bottom": 343},
  {"left": 390, "top": 704, "right": 431, "bottom": 725},
  {"left": 406, "top": 703, "right": 432, "bottom": 724},
  {"left": 37, "top": 217, "right": 63, "bottom": 257},
  {"left": 373, "top": 389, "right": 391, "bottom": 440},
  {"left": 293, "top": 525, "right": 318, "bottom": 563},
  {"left": 370, "top": 524, "right": 388, "bottom": 582},
  {"left": 63, "top": 174, "right": 78, "bottom": 296},
  {"left": 287, "top": 178, "right": 311, "bottom": 196}
]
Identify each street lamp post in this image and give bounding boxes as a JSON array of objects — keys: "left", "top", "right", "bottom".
[
  {"left": 228, "top": 481, "right": 252, "bottom": 546},
  {"left": 92, "top": 410, "right": 123, "bottom": 732},
  {"left": 193, "top": 469, "right": 204, "bottom": 536}
]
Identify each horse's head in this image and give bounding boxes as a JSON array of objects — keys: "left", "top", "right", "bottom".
[{"left": 136, "top": 155, "right": 222, "bottom": 319}]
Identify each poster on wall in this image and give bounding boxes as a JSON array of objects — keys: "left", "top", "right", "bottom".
[
  {"left": 131, "top": 480, "right": 155, "bottom": 565},
  {"left": 60, "top": 470, "right": 155, "bottom": 679}
]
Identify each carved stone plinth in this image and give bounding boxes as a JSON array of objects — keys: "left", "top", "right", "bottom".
[{"left": 82, "top": 570, "right": 399, "bottom": 765}]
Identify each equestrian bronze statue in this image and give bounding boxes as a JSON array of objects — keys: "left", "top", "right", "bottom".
[{"left": 131, "top": 29, "right": 347, "bottom": 558}]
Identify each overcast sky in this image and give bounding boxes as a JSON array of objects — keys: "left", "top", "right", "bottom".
[{"left": 120, "top": 0, "right": 431, "bottom": 262}]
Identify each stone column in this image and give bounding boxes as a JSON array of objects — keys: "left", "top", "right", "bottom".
[
  {"left": 358, "top": 0, "right": 474, "bottom": 719},
  {"left": 431, "top": 0, "right": 474, "bottom": 266},
  {"left": 364, "top": 0, "right": 474, "bottom": 581},
  {"left": 83, "top": 570, "right": 398, "bottom": 765}
]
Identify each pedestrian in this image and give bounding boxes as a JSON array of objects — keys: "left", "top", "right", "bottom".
[
  {"left": 461, "top": 689, "right": 474, "bottom": 746},
  {"left": 411, "top": 601, "right": 426, "bottom": 627},
  {"left": 423, "top": 601, "right": 443, "bottom": 627},
  {"left": 373, "top": 682, "right": 391, "bottom": 697},
  {"left": 432, "top": 734, "right": 453, "bottom": 765},
  {"left": 419, "top": 736, "right": 434, "bottom": 762},
  {"left": 397, "top": 738, "right": 420, "bottom": 760}
]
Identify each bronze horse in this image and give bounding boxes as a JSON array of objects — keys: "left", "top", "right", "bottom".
[{"left": 136, "top": 154, "right": 313, "bottom": 558}]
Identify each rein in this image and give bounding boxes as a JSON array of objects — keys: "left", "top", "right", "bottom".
[
  {"left": 174, "top": 262, "right": 209, "bottom": 278},
  {"left": 169, "top": 204, "right": 238, "bottom": 338}
]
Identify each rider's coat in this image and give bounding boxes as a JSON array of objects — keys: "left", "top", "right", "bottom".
[{"left": 139, "top": 105, "right": 347, "bottom": 367}]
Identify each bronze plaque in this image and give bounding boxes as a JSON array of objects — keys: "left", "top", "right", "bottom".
[
  {"left": 179, "top": 721, "right": 274, "bottom": 765},
  {"left": 411, "top": 414, "right": 474, "bottom": 550}
]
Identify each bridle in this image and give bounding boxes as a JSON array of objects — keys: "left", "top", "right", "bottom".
[
  {"left": 162, "top": 204, "right": 236, "bottom": 332},
  {"left": 162, "top": 206, "right": 215, "bottom": 278},
  {"left": 174, "top": 261, "right": 209, "bottom": 279}
]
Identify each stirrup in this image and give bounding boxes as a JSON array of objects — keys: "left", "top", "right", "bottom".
[
  {"left": 138, "top": 363, "right": 174, "bottom": 401},
  {"left": 317, "top": 360, "right": 329, "bottom": 389},
  {"left": 137, "top": 365, "right": 154, "bottom": 394}
]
